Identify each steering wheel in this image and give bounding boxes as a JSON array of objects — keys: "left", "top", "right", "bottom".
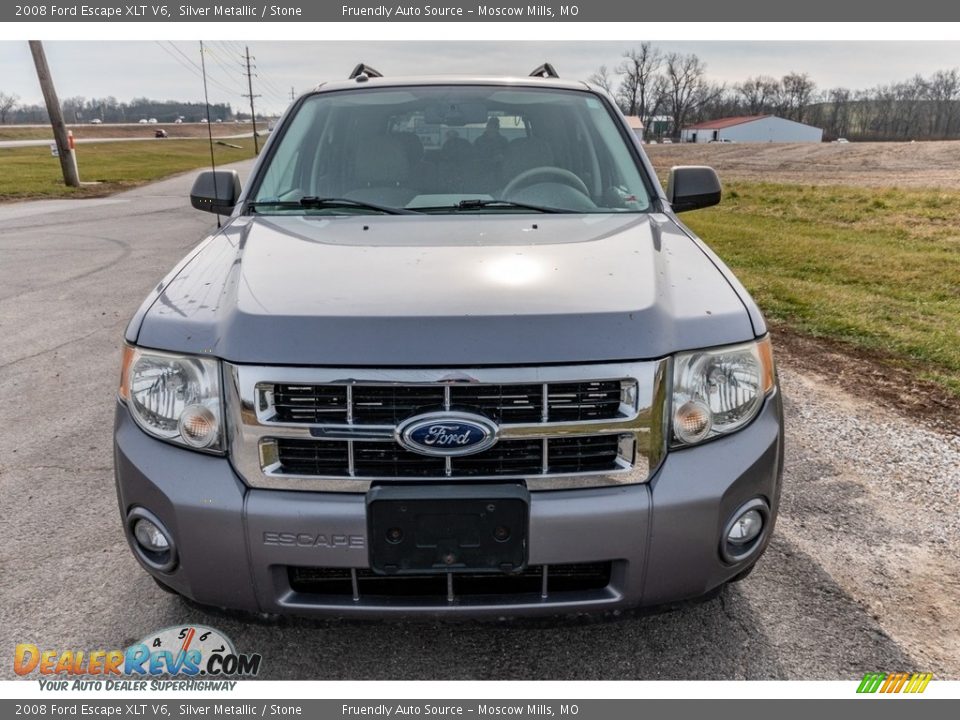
[{"left": 502, "top": 166, "right": 590, "bottom": 198}]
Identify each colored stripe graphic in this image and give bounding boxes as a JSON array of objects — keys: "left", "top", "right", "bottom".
[
  {"left": 857, "top": 672, "right": 932, "bottom": 694},
  {"left": 857, "top": 672, "right": 886, "bottom": 693}
]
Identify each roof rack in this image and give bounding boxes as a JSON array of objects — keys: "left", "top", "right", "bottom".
[
  {"left": 349, "top": 63, "right": 383, "bottom": 80},
  {"left": 529, "top": 63, "right": 559, "bottom": 79}
]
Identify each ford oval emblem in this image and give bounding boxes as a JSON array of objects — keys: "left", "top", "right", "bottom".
[{"left": 396, "top": 412, "right": 498, "bottom": 457}]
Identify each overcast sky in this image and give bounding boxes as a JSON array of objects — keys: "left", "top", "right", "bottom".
[{"left": 3, "top": 41, "right": 960, "bottom": 115}]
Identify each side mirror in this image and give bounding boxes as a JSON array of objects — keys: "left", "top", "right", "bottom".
[
  {"left": 190, "top": 170, "right": 242, "bottom": 215},
  {"left": 666, "top": 166, "right": 721, "bottom": 213}
]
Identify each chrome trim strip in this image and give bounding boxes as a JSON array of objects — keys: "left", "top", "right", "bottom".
[{"left": 225, "top": 361, "right": 668, "bottom": 493}]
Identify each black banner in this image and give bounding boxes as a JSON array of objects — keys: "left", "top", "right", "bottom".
[
  {"left": 6, "top": 0, "right": 960, "bottom": 22},
  {"left": 1, "top": 699, "right": 958, "bottom": 720}
]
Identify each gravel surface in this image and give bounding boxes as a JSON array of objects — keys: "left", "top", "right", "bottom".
[{"left": 1, "top": 164, "right": 957, "bottom": 680}]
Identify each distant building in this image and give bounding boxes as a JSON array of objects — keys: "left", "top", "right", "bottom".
[
  {"left": 646, "top": 115, "right": 672, "bottom": 139},
  {"left": 623, "top": 115, "right": 644, "bottom": 140},
  {"left": 681, "top": 115, "right": 823, "bottom": 143}
]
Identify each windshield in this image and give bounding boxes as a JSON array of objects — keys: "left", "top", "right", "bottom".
[{"left": 250, "top": 85, "right": 653, "bottom": 215}]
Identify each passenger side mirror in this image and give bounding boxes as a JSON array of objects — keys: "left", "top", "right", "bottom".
[
  {"left": 666, "top": 166, "right": 721, "bottom": 213},
  {"left": 190, "top": 170, "right": 242, "bottom": 215}
]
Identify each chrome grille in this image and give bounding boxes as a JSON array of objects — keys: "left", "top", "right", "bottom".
[
  {"left": 267, "top": 381, "right": 619, "bottom": 426},
  {"left": 226, "top": 361, "right": 668, "bottom": 492},
  {"left": 272, "top": 436, "right": 624, "bottom": 479}
]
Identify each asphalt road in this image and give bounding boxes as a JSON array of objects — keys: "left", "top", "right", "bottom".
[{"left": 1, "top": 165, "right": 958, "bottom": 680}]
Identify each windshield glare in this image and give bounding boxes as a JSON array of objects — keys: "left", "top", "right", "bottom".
[{"left": 251, "top": 86, "right": 653, "bottom": 215}]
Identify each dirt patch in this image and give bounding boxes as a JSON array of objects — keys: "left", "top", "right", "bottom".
[
  {"left": 771, "top": 325, "right": 957, "bottom": 437},
  {"left": 646, "top": 141, "right": 960, "bottom": 188}
]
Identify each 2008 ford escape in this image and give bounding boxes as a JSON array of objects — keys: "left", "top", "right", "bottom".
[{"left": 114, "top": 64, "right": 784, "bottom": 617}]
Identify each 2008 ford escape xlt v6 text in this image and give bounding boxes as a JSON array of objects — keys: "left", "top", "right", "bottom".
[{"left": 114, "top": 64, "right": 783, "bottom": 618}]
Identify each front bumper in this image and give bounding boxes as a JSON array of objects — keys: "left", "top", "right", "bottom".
[{"left": 113, "top": 391, "right": 783, "bottom": 617}]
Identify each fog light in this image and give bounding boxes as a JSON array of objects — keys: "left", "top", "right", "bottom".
[
  {"left": 727, "top": 509, "right": 763, "bottom": 545},
  {"left": 721, "top": 499, "right": 770, "bottom": 564},
  {"left": 128, "top": 508, "right": 177, "bottom": 572},
  {"left": 134, "top": 518, "right": 170, "bottom": 552}
]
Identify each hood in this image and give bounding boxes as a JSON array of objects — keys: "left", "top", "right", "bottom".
[{"left": 134, "top": 213, "right": 755, "bottom": 366}]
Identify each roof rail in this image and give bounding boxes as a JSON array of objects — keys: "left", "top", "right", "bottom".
[
  {"left": 349, "top": 63, "right": 383, "bottom": 80},
  {"left": 529, "top": 63, "right": 559, "bottom": 79}
]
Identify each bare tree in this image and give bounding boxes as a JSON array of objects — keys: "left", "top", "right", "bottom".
[
  {"left": 0, "top": 92, "right": 19, "bottom": 124},
  {"left": 928, "top": 68, "right": 960, "bottom": 137},
  {"left": 781, "top": 72, "right": 817, "bottom": 122},
  {"left": 588, "top": 65, "right": 614, "bottom": 94},
  {"left": 615, "top": 43, "right": 663, "bottom": 137},
  {"left": 665, "top": 52, "right": 708, "bottom": 137},
  {"left": 826, "top": 87, "right": 852, "bottom": 139},
  {"left": 735, "top": 76, "right": 780, "bottom": 115}
]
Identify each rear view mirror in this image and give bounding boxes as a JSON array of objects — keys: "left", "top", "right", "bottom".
[
  {"left": 666, "top": 166, "right": 721, "bottom": 213},
  {"left": 190, "top": 170, "right": 242, "bottom": 215}
]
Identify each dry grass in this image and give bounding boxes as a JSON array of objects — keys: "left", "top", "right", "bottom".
[{"left": 682, "top": 181, "right": 960, "bottom": 397}]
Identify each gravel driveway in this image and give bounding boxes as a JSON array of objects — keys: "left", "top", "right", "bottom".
[{"left": 1, "top": 164, "right": 957, "bottom": 680}]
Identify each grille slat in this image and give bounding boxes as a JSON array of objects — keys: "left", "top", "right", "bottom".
[
  {"left": 547, "top": 381, "right": 622, "bottom": 422},
  {"left": 548, "top": 435, "right": 622, "bottom": 473},
  {"left": 352, "top": 386, "right": 446, "bottom": 425},
  {"left": 273, "top": 385, "right": 349, "bottom": 423}
]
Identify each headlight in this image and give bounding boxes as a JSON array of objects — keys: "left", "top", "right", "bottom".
[
  {"left": 119, "top": 345, "right": 224, "bottom": 452},
  {"left": 671, "top": 337, "right": 775, "bottom": 447}
]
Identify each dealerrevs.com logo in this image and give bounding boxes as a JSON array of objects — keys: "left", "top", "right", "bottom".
[{"left": 14, "top": 625, "right": 262, "bottom": 690}]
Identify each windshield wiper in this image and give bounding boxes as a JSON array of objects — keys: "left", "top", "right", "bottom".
[
  {"left": 249, "top": 197, "right": 420, "bottom": 215},
  {"left": 455, "top": 199, "right": 574, "bottom": 213}
]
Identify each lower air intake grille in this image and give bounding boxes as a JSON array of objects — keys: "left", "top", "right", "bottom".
[{"left": 288, "top": 563, "right": 613, "bottom": 599}]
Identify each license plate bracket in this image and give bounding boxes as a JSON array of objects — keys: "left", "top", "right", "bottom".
[{"left": 366, "top": 484, "right": 529, "bottom": 575}]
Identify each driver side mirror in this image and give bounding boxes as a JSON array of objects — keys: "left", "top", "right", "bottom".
[
  {"left": 666, "top": 166, "right": 721, "bottom": 213},
  {"left": 190, "top": 170, "right": 242, "bottom": 215}
]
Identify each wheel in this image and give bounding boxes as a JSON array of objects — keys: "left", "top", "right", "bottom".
[{"left": 502, "top": 166, "right": 590, "bottom": 198}]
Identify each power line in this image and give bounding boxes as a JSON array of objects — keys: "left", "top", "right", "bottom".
[
  {"left": 167, "top": 41, "right": 238, "bottom": 98},
  {"left": 154, "top": 41, "right": 204, "bottom": 82},
  {"left": 203, "top": 43, "right": 247, "bottom": 95}
]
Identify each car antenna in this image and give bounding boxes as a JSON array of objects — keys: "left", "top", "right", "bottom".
[{"left": 199, "top": 40, "right": 221, "bottom": 228}]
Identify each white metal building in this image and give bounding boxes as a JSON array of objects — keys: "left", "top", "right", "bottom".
[
  {"left": 623, "top": 115, "right": 644, "bottom": 140},
  {"left": 681, "top": 115, "right": 823, "bottom": 143}
]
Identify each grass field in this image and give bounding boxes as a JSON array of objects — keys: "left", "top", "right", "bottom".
[
  {"left": 683, "top": 182, "right": 960, "bottom": 397},
  {"left": 0, "top": 123, "right": 256, "bottom": 141},
  {"left": 0, "top": 138, "right": 256, "bottom": 200}
]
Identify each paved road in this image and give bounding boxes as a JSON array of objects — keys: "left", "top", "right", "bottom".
[{"left": 1, "top": 167, "right": 957, "bottom": 680}]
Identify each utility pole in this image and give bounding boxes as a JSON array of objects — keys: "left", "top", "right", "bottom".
[
  {"left": 28, "top": 40, "right": 80, "bottom": 187},
  {"left": 290, "top": 86, "right": 295, "bottom": 102},
  {"left": 242, "top": 46, "right": 261, "bottom": 153}
]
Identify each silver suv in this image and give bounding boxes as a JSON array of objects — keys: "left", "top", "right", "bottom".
[{"left": 115, "top": 64, "right": 783, "bottom": 618}]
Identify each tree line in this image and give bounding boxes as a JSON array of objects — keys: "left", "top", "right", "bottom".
[
  {"left": 589, "top": 43, "right": 960, "bottom": 141},
  {"left": 0, "top": 94, "right": 235, "bottom": 124}
]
